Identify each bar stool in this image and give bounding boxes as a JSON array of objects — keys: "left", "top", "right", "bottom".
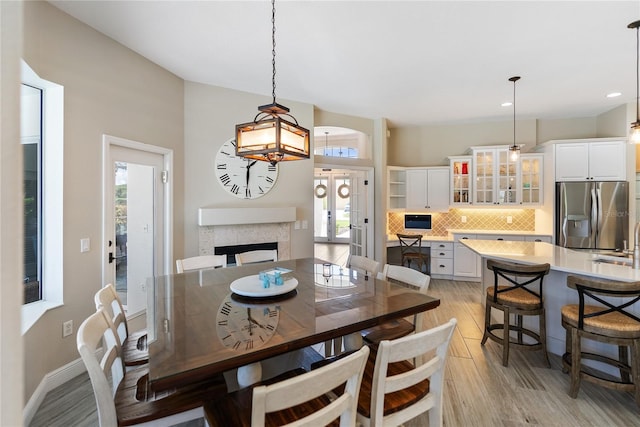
[
  {"left": 481, "top": 259, "right": 551, "bottom": 367},
  {"left": 561, "top": 275, "right": 640, "bottom": 407}
]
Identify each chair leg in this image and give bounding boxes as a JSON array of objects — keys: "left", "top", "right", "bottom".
[
  {"left": 562, "top": 326, "right": 571, "bottom": 373},
  {"left": 503, "top": 307, "right": 510, "bottom": 367},
  {"left": 540, "top": 308, "right": 550, "bottom": 368},
  {"left": 481, "top": 301, "right": 491, "bottom": 346},
  {"left": 516, "top": 314, "right": 523, "bottom": 344},
  {"left": 632, "top": 340, "right": 640, "bottom": 407},
  {"left": 569, "top": 328, "right": 581, "bottom": 398},
  {"left": 619, "top": 345, "right": 630, "bottom": 383}
]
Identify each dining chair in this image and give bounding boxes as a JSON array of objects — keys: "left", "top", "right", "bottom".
[
  {"left": 397, "top": 233, "right": 429, "bottom": 273},
  {"left": 77, "top": 308, "right": 227, "bottom": 426},
  {"left": 235, "top": 249, "right": 278, "bottom": 266},
  {"left": 94, "top": 283, "right": 148, "bottom": 366},
  {"left": 176, "top": 254, "right": 227, "bottom": 273},
  {"left": 361, "top": 264, "right": 431, "bottom": 347},
  {"left": 204, "top": 345, "right": 370, "bottom": 427},
  {"left": 357, "top": 318, "right": 457, "bottom": 427},
  {"left": 481, "top": 259, "right": 551, "bottom": 367},
  {"left": 561, "top": 275, "right": 640, "bottom": 407}
]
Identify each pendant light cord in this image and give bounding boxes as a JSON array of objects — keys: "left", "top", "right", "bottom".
[
  {"left": 513, "top": 78, "right": 516, "bottom": 148},
  {"left": 636, "top": 24, "right": 639, "bottom": 122},
  {"left": 271, "top": 0, "right": 277, "bottom": 105}
]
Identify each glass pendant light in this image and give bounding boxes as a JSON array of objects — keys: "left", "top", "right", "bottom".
[{"left": 508, "top": 76, "right": 521, "bottom": 161}]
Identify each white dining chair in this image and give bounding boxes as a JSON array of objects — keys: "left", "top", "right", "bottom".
[
  {"left": 235, "top": 249, "right": 278, "bottom": 266},
  {"left": 94, "top": 283, "right": 148, "bottom": 366},
  {"left": 347, "top": 254, "right": 380, "bottom": 279},
  {"left": 362, "top": 264, "right": 431, "bottom": 346},
  {"left": 176, "top": 254, "right": 227, "bottom": 273},
  {"left": 204, "top": 345, "right": 370, "bottom": 427},
  {"left": 357, "top": 318, "right": 457, "bottom": 427},
  {"left": 77, "top": 308, "right": 227, "bottom": 426}
]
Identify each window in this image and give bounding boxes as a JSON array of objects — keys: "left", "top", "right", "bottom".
[
  {"left": 313, "top": 126, "right": 371, "bottom": 160},
  {"left": 21, "top": 84, "right": 43, "bottom": 304},
  {"left": 21, "top": 60, "right": 64, "bottom": 333}
]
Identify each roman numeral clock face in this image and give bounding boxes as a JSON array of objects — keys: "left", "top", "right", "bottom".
[{"left": 215, "top": 138, "right": 279, "bottom": 199}]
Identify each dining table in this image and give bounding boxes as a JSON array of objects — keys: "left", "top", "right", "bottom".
[{"left": 145, "top": 257, "right": 440, "bottom": 392}]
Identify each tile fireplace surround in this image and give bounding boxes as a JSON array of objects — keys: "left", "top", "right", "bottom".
[{"left": 198, "top": 207, "right": 296, "bottom": 260}]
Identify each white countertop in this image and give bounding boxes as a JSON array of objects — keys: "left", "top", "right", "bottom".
[{"left": 461, "top": 239, "right": 640, "bottom": 282}]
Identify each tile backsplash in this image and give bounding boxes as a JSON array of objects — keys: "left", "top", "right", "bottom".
[{"left": 388, "top": 208, "right": 536, "bottom": 236}]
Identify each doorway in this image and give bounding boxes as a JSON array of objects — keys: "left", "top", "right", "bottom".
[
  {"left": 314, "top": 171, "right": 352, "bottom": 244},
  {"left": 102, "top": 135, "right": 172, "bottom": 316}
]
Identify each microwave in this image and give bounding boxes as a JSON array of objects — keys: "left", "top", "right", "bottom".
[{"left": 404, "top": 214, "right": 432, "bottom": 231}]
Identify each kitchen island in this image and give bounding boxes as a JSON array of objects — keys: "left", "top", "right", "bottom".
[{"left": 461, "top": 239, "right": 640, "bottom": 366}]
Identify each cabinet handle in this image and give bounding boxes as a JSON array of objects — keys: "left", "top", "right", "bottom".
[
  {"left": 535, "top": 239, "right": 542, "bottom": 242},
  {"left": 497, "top": 238, "right": 503, "bottom": 241},
  {"left": 462, "top": 237, "right": 468, "bottom": 240},
  {"left": 439, "top": 252, "right": 445, "bottom": 256},
  {"left": 439, "top": 264, "right": 445, "bottom": 268}
]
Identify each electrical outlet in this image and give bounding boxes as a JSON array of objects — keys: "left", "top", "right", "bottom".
[
  {"left": 461, "top": 216, "right": 467, "bottom": 223},
  {"left": 507, "top": 216, "right": 513, "bottom": 224},
  {"left": 62, "top": 320, "right": 73, "bottom": 337}
]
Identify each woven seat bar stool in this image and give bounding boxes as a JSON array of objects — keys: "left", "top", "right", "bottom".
[
  {"left": 561, "top": 275, "right": 640, "bottom": 407},
  {"left": 481, "top": 259, "right": 551, "bottom": 367}
]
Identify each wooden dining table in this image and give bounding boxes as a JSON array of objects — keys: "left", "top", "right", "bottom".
[{"left": 146, "top": 257, "right": 440, "bottom": 392}]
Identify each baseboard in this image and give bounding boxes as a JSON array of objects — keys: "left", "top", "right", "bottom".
[{"left": 23, "top": 355, "right": 88, "bottom": 425}]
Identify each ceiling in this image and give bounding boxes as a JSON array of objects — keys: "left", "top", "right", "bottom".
[{"left": 49, "top": 1, "right": 640, "bottom": 128}]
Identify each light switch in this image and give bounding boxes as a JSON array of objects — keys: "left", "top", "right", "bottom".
[
  {"left": 80, "top": 238, "right": 90, "bottom": 253},
  {"left": 294, "top": 220, "right": 300, "bottom": 230},
  {"left": 302, "top": 220, "right": 308, "bottom": 229}
]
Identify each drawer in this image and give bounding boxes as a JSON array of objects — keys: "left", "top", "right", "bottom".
[
  {"left": 431, "top": 249, "right": 453, "bottom": 259},
  {"left": 429, "top": 241, "right": 453, "bottom": 251},
  {"left": 477, "top": 234, "right": 524, "bottom": 241},
  {"left": 454, "top": 233, "right": 476, "bottom": 242},
  {"left": 430, "top": 258, "right": 453, "bottom": 275},
  {"left": 525, "top": 235, "right": 552, "bottom": 243}
]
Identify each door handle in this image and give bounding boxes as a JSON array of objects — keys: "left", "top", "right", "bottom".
[{"left": 108, "top": 252, "right": 126, "bottom": 264}]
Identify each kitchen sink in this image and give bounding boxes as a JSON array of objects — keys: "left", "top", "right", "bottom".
[{"left": 592, "top": 255, "right": 633, "bottom": 266}]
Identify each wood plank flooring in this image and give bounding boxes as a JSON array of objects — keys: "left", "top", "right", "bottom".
[{"left": 30, "top": 246, "right": 640, "bottom": 426}]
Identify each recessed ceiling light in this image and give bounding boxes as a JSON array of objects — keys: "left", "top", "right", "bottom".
[
  {"left": 501, "top": 102, "right": 512, "bottom": 107},
  {"left": 606, "top": 92, "right": 622, "bottom": 98}
]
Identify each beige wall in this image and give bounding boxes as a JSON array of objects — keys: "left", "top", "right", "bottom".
[
  {"left": 21, "top": 1, "right": 184, "bottom": 401},
  {"left": 1, "top": 1, "right": 25, "bottom": 424},
  {"left": 183, "top": 82, "right": 315, "bottom": 260},
  {"left": 596, "top": 104, "right": 626, "bottom": 138}
]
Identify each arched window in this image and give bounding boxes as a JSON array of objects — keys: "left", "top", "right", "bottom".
[{"left": 313, "top": 126, "right": 371, "bottom": 160}]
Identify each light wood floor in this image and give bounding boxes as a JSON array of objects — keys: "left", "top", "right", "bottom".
[{"left": 30, "top": 247, "right": 640, "bottom": 426}]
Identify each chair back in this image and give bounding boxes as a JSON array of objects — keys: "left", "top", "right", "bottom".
[
  {"left": 176, "top": 255, "right": 227, "bottom": 273},
  {"left": 487, "top": 259, "right": 550, "bottom": 303},
  {"left": 366, "top": 318, "right": 457, "bottom": 427},
  {"left": 347, "top": 254, "right": 380, "bottom": 278},
  {"left": 77, "top": 308, "right": 124, "bottom": 427},
  {"left": 397, "top": 233, "right": 423, "bottom": 256},
  {"left": 566, "top": 275, "right": 640, "bottom": 331},
  {"left": 252, "top": 345, "right": 370, "bottom": 427},
  {"left": 379, "top": 264, "right": 431, "bottom": 294},
  {"left": 235, "top": 249, "right": 278, "bottom": 266},
  {"left": 94, "top": 284, "right": 127, "bottom": 348}
]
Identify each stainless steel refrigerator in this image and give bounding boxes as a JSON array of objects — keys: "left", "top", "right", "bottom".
[{"left": 556, "top": 181, "right": 629, "bottom": 250}]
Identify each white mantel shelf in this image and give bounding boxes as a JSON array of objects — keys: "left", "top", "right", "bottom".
[{"left": 198, "top": 207, "right": 296, "bottom": 226}]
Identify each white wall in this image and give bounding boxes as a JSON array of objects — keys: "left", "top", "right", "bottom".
[
  {"left": 183, "top": 82, "right": 315, "bottom": 260},
  {"left": 21, "top": 1, "right": 184, "bottom": 401}
]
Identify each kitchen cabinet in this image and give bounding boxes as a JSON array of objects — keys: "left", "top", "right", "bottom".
[
  {"left": 449, "top": 156, "right": 472, "bottom": 206},
  {"left": 555, "top": 140, "right": 626, "bottom": 181},
  {"left": 453, "top": 234, "right": 478, "bottom": 278},
  {"left": 525, "top": 235, "right": 552, "bottom": 243},
  {"left": 519, "top": 154, "right": 543, "bottom": 205},
  {"left": 430, "top": 241, "right": 453, "bottom": 278},
  {"left": 406, "top": 167, "right": 450, "bottom": 212},
  {"left": 472, "top": 146, "right": 519, "bottom": 205},
  {"left": 387, "top": 166, "right": 406, "bottom": 211}
]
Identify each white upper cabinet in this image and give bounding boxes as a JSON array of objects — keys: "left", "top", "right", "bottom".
[
  {"left": 555, "top": 140, "right": 626, "bottom": 181},
  {"left": 406, "top": 167, "right": 450, "bottom": 212},
  {"left": 472, "top": 146, "right": 519, "bottom": 206},
  {"left": 449, "top": 156, "right": 472, "bottom": 206},
  {"left": 519, "top": 153, "right": 543, "bottom": 205}
]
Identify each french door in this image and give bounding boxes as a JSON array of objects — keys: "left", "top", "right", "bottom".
[
  {"left": 314, "top": 173, "right": 351, "bottom": 244},
  {"left": 103, "top": 135, "right": 172, "bottom": 316}
]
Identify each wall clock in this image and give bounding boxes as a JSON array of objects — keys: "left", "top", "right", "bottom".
[
  {"left": 215, "top": 138, "right": 279, "bottom": 199},
  {"left": 216, "top": 294, "right": 279, "bottom": 351}
]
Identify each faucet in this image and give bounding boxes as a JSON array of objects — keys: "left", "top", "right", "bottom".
[{"left": 634, "top": 222, "right": 640, "bottom": 269}]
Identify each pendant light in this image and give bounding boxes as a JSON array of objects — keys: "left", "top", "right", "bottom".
[
  {"left": 508, "top": 76, "right": 521, "bottom": 161},
  {"left": 235, "top": 0, "right": 310, "bottom": 165},
  {"left": 628, "top": 20, "right": 640, "bottom": 143}
]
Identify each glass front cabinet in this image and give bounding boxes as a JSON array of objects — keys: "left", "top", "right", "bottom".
[
  {"left": 471, "top": 146, "right": 519, "bottom": 206},
  {"left": 449, "top": 156, "right": 472, "bottom": 206},
  {"left": 519, "top": 153, "right": 543, "bottom": 205}
]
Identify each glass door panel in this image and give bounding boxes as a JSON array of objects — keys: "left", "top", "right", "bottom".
[{"left": 314, "top": 177, "right": 329, "bottom": 241}]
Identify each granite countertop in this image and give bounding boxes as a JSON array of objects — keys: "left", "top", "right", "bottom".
[{"left": 461, "top": 239, "right": 640, "bottom": 282}]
